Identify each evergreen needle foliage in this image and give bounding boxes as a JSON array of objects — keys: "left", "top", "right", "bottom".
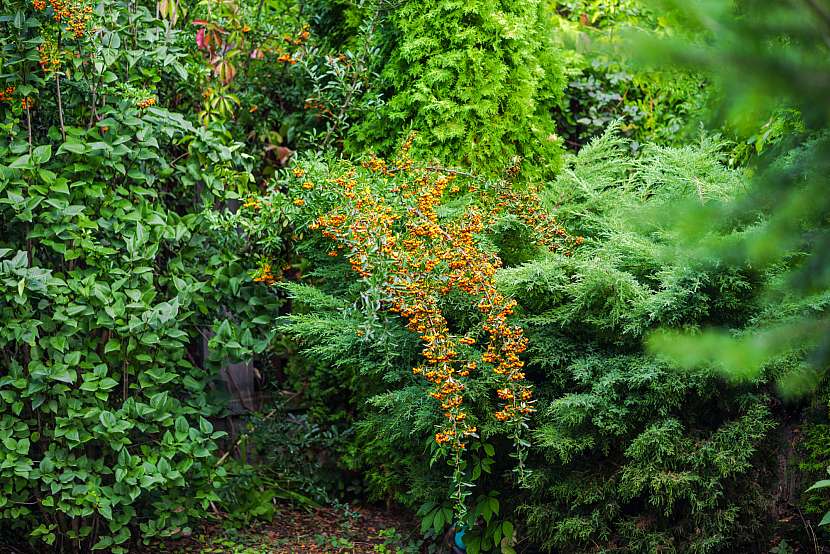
[
  {"left": 496, "top": 130, "right": 776, "bottom": 552},
  {"left": 348, "top": 0, "right": 567, "bottom": 177},
  {"left": 629, "top": 1, "right": 830, "bottom": 394}
]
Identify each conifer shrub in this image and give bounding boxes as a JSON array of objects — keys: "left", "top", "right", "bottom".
[
  {"left": 501, "top": 130, "right": 777, "bottom": 552},
  {"left": 346, "top": 0, "right": 568, "bottom": 178}
]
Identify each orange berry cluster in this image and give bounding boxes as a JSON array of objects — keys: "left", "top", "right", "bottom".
[
  {"left": 0, "top": 87, "right": 15, "bottom": 103},
  {"left": 38, "top": 40, "right": 61, "bottom": 74},
  {"left": 277, "top": 53, "right": 297, "bottom": 65},
  {"left": 303, "top": 98, "right": 333, "bottom": 118},
  {"left": 33, "top": 0, "right": 46, "bottom": 10},
  {"left": 48, "top": 0, "right": 68, "bottom": 20},
  {"left": 137, "top": 97, "right": 157, "bottom": 110},
  {"left": 489, "top": 183, "right": 583, "bottom": 251},
  {"left": 253, "top": 262, "right": 276, "bottom": 285},
  {"left": 48, "top": 0, "right": 93, "bottom": 38},
  {"left": 243, "top": 197, "right": 262, "bottom": 210},
  {"left": 284, "top": 25, "right": 310, "bottom": 46},
  {"left": 21, "top": 97, "right": 33, "bottom": 110},
  {"left": 298, "top": 154, "right": 536, "bottom": 455}
]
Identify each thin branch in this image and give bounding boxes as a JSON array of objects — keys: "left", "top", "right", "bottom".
[
  {"left": 55, "top": 75, "right": 66, "bottom": 141},
  {"left": 215, "top": 407, "right": 278, "bottom": 466},
  {"left": 56, "top": 34, "right": 65, "bottom": 140},
  {"left": 24, "top": 101, "right": 32, "bottom": 155}
]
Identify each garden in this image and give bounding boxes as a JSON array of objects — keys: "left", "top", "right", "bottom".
[{"left": 1, "top": 0, "right": 830, "bottom": 552}]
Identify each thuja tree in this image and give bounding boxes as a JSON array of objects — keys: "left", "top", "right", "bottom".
[
  {"left": 347, "top": 0, "right": 567, "bottom": 177},
  {"left": 0, "top": 0, "right": 278, "bottom": 551}
]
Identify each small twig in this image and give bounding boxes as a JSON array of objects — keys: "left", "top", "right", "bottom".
[
  {"left": 56, "top": 34, "right": 66, "bottom": 140},
  {"left": 797, "top": 506, "right": 820, "bottom": 554},
  {"left": 169, "top": 150, "right": 190, "bottom": 166},
  {"left": 56, "top": 75, "right": 66, "bottom": 141},
  {"left": 215, "top": 407, "right": 278, "bottom": 466},
  {"left": 24, "top": 101, "right": 32, "bottom": 155}
]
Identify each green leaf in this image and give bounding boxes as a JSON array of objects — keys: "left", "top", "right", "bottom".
[
  {"left": 51, "top": 368, "right": 76, "bottom": 384},
  {"left": 489, "top": 497, "right": 500, "bottom": 517},
  {"left": 98, "top": 504, "right": 113, "bottom": 521},
  {"left": 32, "top": 145, "right": 52, "bottom": 164},
  {"left": 807, "top": 480, "right": 830, "bottom": 492},
  {"left": 199, "top": 417, "right": 213, "bottom": 434},
  {"left": 420, "top": 511, "right": 434, "bottom": 535},
  {"left": 57, "top": 142, "right": 88, "bottom": 155},
  {"left": 98, "top": 378, "right": 118, "bottom": 390},
  {"left": 99, "top": 411, "right": 117, "bottom": 429},
  {"left": 92, "top": 536, "right": 113, "bottom": 550},
  {"left": 175, "top": 416, "right": 188, "bottom": 436},
  {"left": 113, "top": 525, "right": 130, "bottom": 544},
  {"left": 433, "top": 507, "right": 444, "bottom": 533},
  {"left": 9, "top": 154, "right": 31, "bottom": 169}
]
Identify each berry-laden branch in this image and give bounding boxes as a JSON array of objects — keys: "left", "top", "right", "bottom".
[{"left": 267, "top": 146, "right": 578, "bottom": 515}]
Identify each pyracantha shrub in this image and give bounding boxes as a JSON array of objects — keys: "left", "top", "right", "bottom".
[{"left": 235, "top": 145, "right": 578, "bottom": 517}]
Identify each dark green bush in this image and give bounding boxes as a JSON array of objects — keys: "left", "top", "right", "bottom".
[{"left": 0, "top": 1, "right": 279, "bottom": 550}]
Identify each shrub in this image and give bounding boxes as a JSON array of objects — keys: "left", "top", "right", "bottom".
[
  {"left": 503, "top": 130, "right": 777, "bottom": 552},
  {"left": 232, "top": 129, "right": 780, "bottom": 552},
  {"left": 347, "top": 0, "right": 567, "bottom": 177},
  {"left": 0, "top": 0, "right": 278, "bottom": 550}
]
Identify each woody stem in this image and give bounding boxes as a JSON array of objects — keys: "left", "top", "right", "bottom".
[
  {"left": 25, "top": 102, "right": 32, "bottom": 155},
  {"left": 56, "top": 75, "right": 65, "bottom": 141},
  {"left": 56, "top": 34, "right": 65, "bottom": 140}
]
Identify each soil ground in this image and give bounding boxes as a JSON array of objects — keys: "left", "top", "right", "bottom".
[{"left": 144, "top": 505, "right": 427, "bottom": 553}]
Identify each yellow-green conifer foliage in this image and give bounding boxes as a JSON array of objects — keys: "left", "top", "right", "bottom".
[{"left": 349, "top": 0, "right": 566, "bottom": 177}]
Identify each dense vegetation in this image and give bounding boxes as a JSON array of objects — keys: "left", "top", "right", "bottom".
[{"left": 1, "top": 0, "right": 828, "bottom": 552}]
